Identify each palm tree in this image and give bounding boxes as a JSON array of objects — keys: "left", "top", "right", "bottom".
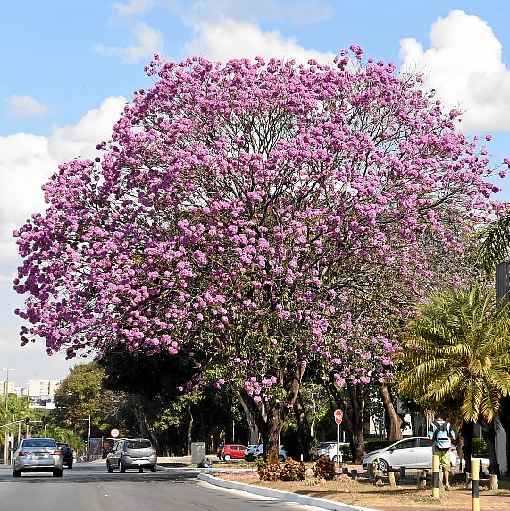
[
  {"left": 477, "top": 212, "right": 510, "bottom": 272},
  {"left": 398, "top": 285, "right": 510, "bottom": 473}
]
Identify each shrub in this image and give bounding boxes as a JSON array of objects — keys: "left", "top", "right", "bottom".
[
  {"left": 313, "top": 455, "right": 336, "bottom": 480},
  {"left": 257, "top": 461, "right": 281, "bottom": 481},
  {"left": 279, "top": 458, "right": 305, "bottom": 481}
]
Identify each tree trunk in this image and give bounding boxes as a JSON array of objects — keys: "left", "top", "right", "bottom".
[
  {"left": 462, "top": 421, "right": 474, "bottom": 474},
  {"left": 249, "top": 362, "right": 306, "bottom": 463},
  {"left": 294, "top": 396, "right": 312, "bottom": 460},
  {"left": 487, "top": 421, "right": 501, "bottom": 476},
  {"left": 263, "top": 405, "right": 284, "bottom": 464},
  {"left": 238, "top": 392, "right": 259, "bottom": 444},
  {"left": 500, "top": 397, "right": 510, "bottom": 476},
  {"left": 347, "top": 383, "right": 365, "bottom": 463},
  {"left": 410, "top": 411, "right": 427, "bottom": 437},
  {"left": 379, "top": 383, "right": 403, "bottom": 441}
]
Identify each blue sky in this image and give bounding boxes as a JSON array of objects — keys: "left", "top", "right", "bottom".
[{"left": 2, "top": 0, "right": 510, "bottom": 383}]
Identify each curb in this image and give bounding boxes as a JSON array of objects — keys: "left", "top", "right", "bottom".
[
  {"left": 156, "top": 464, "right": 255, "bottom": 474},
  {"left": 198, "top": 473, "right": 377, "bottom": 511}
]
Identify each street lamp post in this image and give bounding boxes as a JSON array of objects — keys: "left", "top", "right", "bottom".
[
  {"left": 87, "top": 414, "right": 91, "bottom": 461},
  {"left": 2, "top": 368, "right": 15, "bottom": 465},
  {"left": 2, "top": 368, "right": 15, "bottom": 412}
]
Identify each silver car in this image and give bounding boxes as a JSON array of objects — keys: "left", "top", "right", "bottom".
[
  {"left": 362, "top": 436, "right": 458, "bottom": 473},
  {"left": 106, "top": 438, "right": 157, "bottom": 473},
  {"left": 12, "top": 437, "right": 64, "bottom": 477}
]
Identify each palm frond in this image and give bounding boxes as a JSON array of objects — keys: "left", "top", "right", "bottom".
[{"left": 477, "top": 211, "right": 510, "bottom": 272}]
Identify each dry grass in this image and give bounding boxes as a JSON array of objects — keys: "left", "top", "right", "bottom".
[{"left": 217, "top": 472, "right": 510, "bottom": 511}]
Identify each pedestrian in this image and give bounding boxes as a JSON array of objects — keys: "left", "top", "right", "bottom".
[{"left": 428, "top": 411, "right": 456, "bottom": 490}]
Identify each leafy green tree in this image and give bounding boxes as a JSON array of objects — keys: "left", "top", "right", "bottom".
[
  {"left": 53, "top": 362, "right": 127, "bottom": 438},
  {"left": 1, "top": 395, "right": 37, "bottom": 454},
  {"left": 399, "top": 285, "right": 510, "bottom": 473},
  {"left": 44, "top": 425, "right": 85, "bottom": 454}
]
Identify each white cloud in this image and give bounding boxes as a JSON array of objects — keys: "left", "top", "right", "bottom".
[
  {"left": 0, "top": 97, "right": 125, "bottom": 265},
  {"left": 6, "top": 95, "right": 48, "bottom": 119},
  {"left": 48, "top": 96, "right": 126, "bottom": 161},
  {"left": 176, "top": 0, "right": 332, "bottom": 25},
  {"left": 114, "top": 0, "right": 153, "bottom": 16},
  {"left": 400, "top": 9, "right": 510, "bottom": 132},
  {"left": 185, "top": 19, "right": 334, "bottom": 64},
  {"left": 96, "top": 22, "right": 163, "bottom": 63}
]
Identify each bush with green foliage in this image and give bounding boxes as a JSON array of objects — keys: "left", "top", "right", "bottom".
[
  {"left": 279, "top": 458, "right": 305, "bottom": 481},
  {"left": 313, "top": 455, "right": 336, "bottom": 480}
]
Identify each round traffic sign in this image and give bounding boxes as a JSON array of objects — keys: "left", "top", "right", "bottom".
[
  {"left": 111, "top": 428, "right": 120, "bottom": 438},
  {"left": 334, "top": 409, "right": 343, "bottom": 425}
]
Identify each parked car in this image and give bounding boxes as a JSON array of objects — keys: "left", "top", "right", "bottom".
[
  {"left": 362, "top": 436, "right": 458, "bottom": 473},
  {"left": 106, "top": 438, "right": 157, "bottom": 473},
  {"left": 219, "top": 444, "right": 247, "bottom": 461},
  {"left": 245, "top": 444, "right": 287, "bottom": 461},
  {"left": 316, "top": 441, "right": 350, "bottom": 461},
  {"left": 56, "top": 442, "right": 73, "bottom": 469},
  {"left": 102, "top": 438, "right": 116, "bottom": 458},
  {"left": 12, "top": 437, "right": 64, "bottom": 477}
]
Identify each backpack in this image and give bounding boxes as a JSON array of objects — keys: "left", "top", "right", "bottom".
[{"left": 432, "top": 421, "right": 452, "bottom": 449}]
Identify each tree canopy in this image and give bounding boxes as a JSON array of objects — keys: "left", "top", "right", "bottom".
[{"left": 14, "top": 48, "right": 500, "bottom": 454}]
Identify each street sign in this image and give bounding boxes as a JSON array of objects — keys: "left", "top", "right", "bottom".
[
  {"left": 111, "top": 428, "right": 120, "bottom": 438},
  {"left": 334, "top": 409, "right": 343, "bottom": 425}
]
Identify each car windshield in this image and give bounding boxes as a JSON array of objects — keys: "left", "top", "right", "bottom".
[
  {"left": 126, "top": 440, "right": 152, "bottom": 449},
  {"left": 23, "top": 438, "right": 56, "bottom": 448}
]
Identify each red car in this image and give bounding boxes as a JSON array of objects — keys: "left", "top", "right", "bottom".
[{"left": 220, "top": 444, "right": 247, "bottom": 461}]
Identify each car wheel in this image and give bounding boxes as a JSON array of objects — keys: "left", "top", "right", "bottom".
[
  {"left": 107, "top": 462, "right": 113, "bottom": 473},
  {"left": 120, "top": 461, "right": 126, "bottom": 473},
  {"left": 224, "top": 455, "right": 231, "bottom": 461},
  {"left": 377, "top": 459, "right": 389, "bottom": 474},
  {"left": 150, "top": 465, "right": 156, "bottom": 472},
  {"left": 12, "top": 470, "right": 21, "bottom": 478},
  {"left": 53, "top": 469, "right": 63, "bottom": 478}
]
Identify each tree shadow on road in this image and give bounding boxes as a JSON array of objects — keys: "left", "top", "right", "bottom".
[{"left": 0, "top": 466, "right": 199, "bottom": 485}]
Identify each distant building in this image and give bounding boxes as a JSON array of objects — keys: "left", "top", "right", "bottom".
[
  {"left": 14, "top": 386, "right": 27, "bottom": 397},
  {"left": 27, "top": 379, "right": 62, "bottom": 409},
  {"left": 27, "top": 379, "right": 61, "bottom": 398},
  {"left": 0, "top": 380, "right": 15, "bottom": 395}
]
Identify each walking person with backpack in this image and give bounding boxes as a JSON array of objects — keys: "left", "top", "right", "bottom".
[{"left": 428, "top": 411, "right": 456, "bottom": 490}]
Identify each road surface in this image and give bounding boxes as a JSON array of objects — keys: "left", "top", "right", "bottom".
[{"left": 0, "top": 462, "right": 316, "bottom": 511}]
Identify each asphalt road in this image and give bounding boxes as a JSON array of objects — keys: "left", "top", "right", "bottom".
[{"left": 0, "top": 462, "right": 316, "bottom": 511}]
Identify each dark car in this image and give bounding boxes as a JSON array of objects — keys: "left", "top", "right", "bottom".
[
  {"left": 102, "top": 438, "right": 116, "bottom": 458},
  {"left": 57, "top": 442, "right": 73, "bottom": 469}
]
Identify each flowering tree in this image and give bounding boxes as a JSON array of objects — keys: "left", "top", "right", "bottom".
[{"left": 15, "top": 48, "right": 498, "bottom": 459}]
